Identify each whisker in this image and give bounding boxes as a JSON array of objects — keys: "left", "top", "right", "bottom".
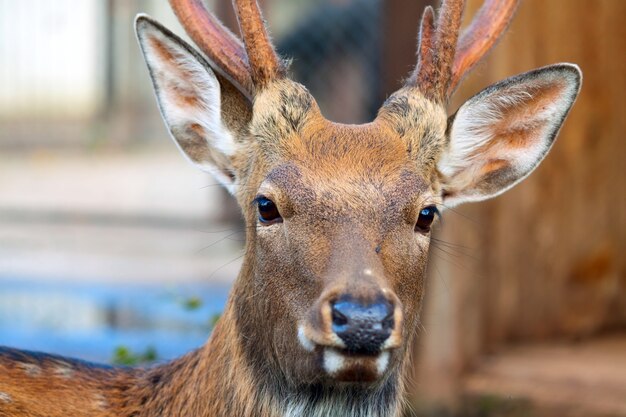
[
  {"left": 431, "top": 241, "right": 479, "bottom": 262},
  {"left": 195, "top": 232, "right": 243, "bottom": 254},
  {"left": 194, "top": 224, "right": 262, "bottom": 234},
  {"left": 432, "top": 261, "right": 451, "bottom": 297},
  {"left": 437, "top": 202, "right": 484, "bottom": 228},
  {"left": 430, "top": 249, "right": 473, "bottom": 273},
  {"left": 207, "top": 253, "right": 245, "bottom": 281},
  {"left": 430, "top": 238, "right": 477, "bottom": 259},
  {"left": 430, "top": 236, "right": 474, "bottom": 251}
]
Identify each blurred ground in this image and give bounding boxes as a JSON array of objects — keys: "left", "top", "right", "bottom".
[
  {"left": 0, "top": 148, "right": 243, "bottom": 285},
  {"left": 462, "top": 335, "right": 626, "bottom": 417}
]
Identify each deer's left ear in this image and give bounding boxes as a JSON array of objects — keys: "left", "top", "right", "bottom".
[{"left": 438, "top": 64, "right": 582, "bottom": 207}]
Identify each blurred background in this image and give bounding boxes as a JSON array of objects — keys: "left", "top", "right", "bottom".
[{"left": 0, "top": 0, "right": 624, "bottom": 416}]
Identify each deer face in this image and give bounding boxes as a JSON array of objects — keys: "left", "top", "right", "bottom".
[
  {"left": 136, "top": 0, "right": 580, "bottom": 390},
  {"left": 229, "top": 80, "right": 448, "bottom": 383}
]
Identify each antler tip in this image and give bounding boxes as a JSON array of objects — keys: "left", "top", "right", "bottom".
[
  {"left": 408, "top": 0, "right": 520, "bottom": 101},
  {"left": 422, "top": 5, "right": 435, "bottom": 20}
]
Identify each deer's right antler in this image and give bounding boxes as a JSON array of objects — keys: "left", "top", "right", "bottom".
[
  {"left": 232, "top": 0, "right": 286, "bottom": 88},
  {"left": 169, "top": 0, "right": 253, "bottom": 94},
  {"left": 408, "top": 0, "right": 520, "bottom": 101},
  {"left": 169, "top": 0, "right": 284, "bottom": 96}
]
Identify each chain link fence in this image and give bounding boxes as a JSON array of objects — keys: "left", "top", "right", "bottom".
[
  {"left": 0, "top": 0, "right": 388, "bottom": 149},
  {"left": 275, "top": 0, "right": 382, "bottom": 124}
]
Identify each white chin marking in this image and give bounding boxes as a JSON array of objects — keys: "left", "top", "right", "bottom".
[
  {"left": 323, "top": 349, "right": 345, "bottom": 375},
  {"left": 376, "top": 351, "right": 390, "bottom": 375},
  {"left": 382, "top": 336, "right": 397, "bottom": 350},
  {"left": 297, "top": 325, "right": 315, "bottom": 352}
]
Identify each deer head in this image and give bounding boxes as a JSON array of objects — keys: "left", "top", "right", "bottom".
[{"left": 135, "top": 0, "right": 580, "bottom": 404}]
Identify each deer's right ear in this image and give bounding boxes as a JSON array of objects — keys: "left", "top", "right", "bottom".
[{"left": 135, "top": 15, "right": 252, "bottom": 194}]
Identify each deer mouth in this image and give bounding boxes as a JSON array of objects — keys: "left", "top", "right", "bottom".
[
  {"left": 298, "top": 324, "right": 396, "bottom": 382},
  {"left": 321, "top": 347, "right": 391, "bottom": 383}
]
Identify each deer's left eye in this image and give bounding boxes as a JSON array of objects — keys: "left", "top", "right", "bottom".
[{"left": 415, "top": 206, "right": 439, "bottom": 233}]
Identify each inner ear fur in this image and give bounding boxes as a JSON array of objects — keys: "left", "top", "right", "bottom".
[
  {"left": 438, "top": 64, "right": 582, "bottom": 207},
  {"left": 135, "top": 15, "right": 252, "bottom": 193}
]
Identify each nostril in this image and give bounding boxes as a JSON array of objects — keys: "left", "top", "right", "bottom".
[
  {"left": 382, "top": 310, "right": 395, "bottom": 332},
  {"left": 331, "top": 304, "right": 349, "bottom": 327}
]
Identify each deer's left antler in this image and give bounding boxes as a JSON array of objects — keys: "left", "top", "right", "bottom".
[
  {"left": 451, "top": 0, "right": 519, "bottom": 94},
  {"left": 408, "top": 0, "right": 520, "bottom": 101}
]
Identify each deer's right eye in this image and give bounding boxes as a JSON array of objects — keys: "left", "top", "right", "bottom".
[{"left": 255, "top": 196, "right": 282, "bottom": 224}]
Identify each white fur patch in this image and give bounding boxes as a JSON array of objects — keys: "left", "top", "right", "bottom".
[
  {"left": 282, "top": 382, "right": 398, "bottom": 417},
  {"left": 54, "top": 364, "right": 74, "bottom": 378},
  {"left": 439, "top": 89, "right": 536, "bottom": 179},
  {"left": 382, "top": 337, "right": 396, "bottom": 350},
  {"left": 0, "top": 392, "right": 11, "bottom": 403},
  {"left": 19, "top": 362, "right": 41, "bottom": 376},
  {"left": 93, "top": 393, "right": 108, "bottom": 410},
  {"left": 323, "top": 349, "right": 345, "bottom": 375},
  {"left": 297, "top": 325, "right": 315, "bottom": 352},
  {"left": 376, "top": 351, "right": 390, "bottom": 375}
]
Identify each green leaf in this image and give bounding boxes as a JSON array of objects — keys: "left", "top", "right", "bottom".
[{"left": 183, "top": 296, "right": 203, "bottom": 311}]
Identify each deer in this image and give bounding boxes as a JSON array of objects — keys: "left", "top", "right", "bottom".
[{"left": 0, "top": 0, "right": 581, "bottom": 416}]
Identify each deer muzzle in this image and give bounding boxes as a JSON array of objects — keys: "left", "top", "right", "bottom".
[{"left": 298, "top": 286, "right": 404, "bottom": 382}]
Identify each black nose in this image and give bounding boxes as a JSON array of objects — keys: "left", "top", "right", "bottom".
[{"left": 331, "top": 296, "right": 395, "bottom": 355}]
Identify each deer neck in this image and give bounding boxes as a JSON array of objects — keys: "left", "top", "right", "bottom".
[{"left": 121, "top": 310, "right": 260, "bottom": 416}]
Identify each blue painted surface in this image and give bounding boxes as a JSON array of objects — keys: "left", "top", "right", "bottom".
[{"left": 0, "top": 277, "right": 230, "bottom": 364}]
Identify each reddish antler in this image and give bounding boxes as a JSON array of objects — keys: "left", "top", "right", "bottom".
[
  {"left": 170, "top": 0, "right": 284, "bottom": 95},
  {"left": 410, "top": 6, "right": 436, "bottom": 91},
  {"left": 409, "top": 0, "right": 519, "bottom": 101},
  {"left": 409, "top": 0, "right": 466, "bottom": 100},
  {"left": 169, "top": 0, "right": 254, "bottom": 94},
  {"left": 450, "top": 0, "right": 519, "bottom": 95},
  {"left": 232, "top": 0, "right": 286, "bottom": 87}
]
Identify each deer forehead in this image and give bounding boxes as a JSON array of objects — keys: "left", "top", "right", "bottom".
[{"left": 247, "top": 80, "right": 449, "bottom": 187}]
